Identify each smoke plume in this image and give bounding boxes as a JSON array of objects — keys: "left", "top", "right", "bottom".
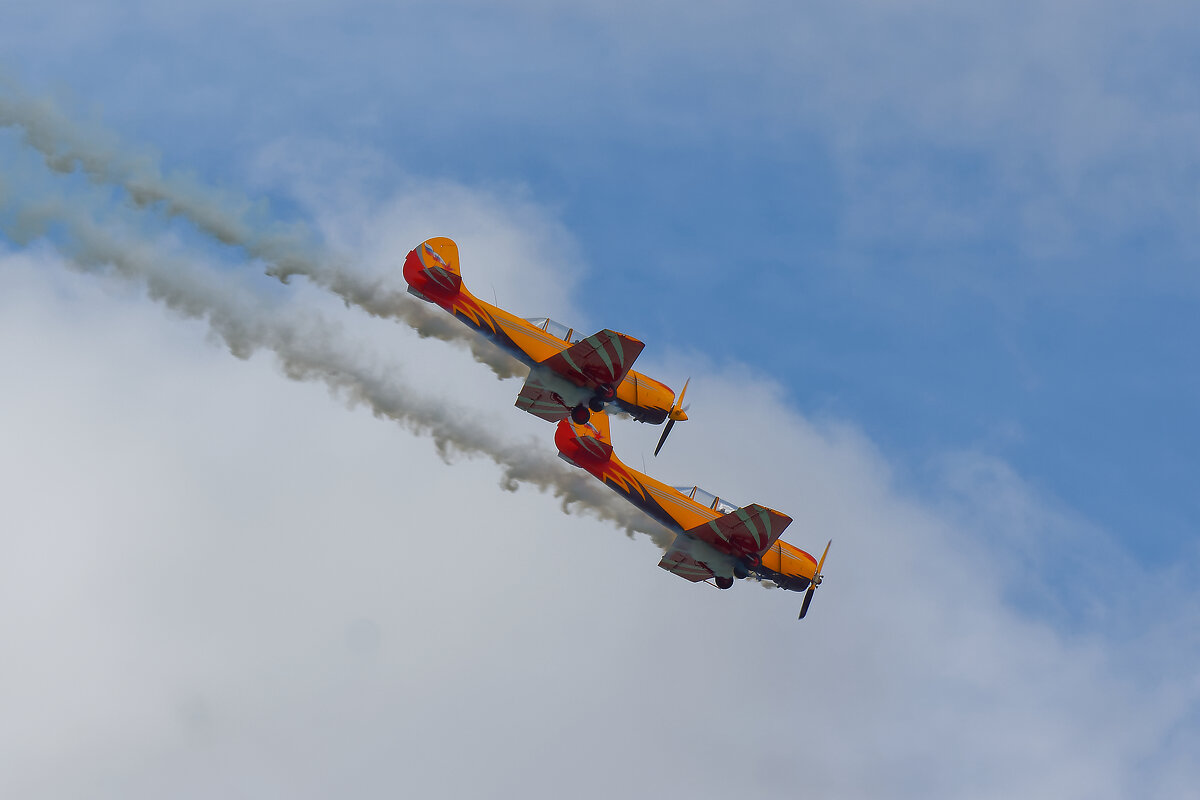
[
  {"left": 0, "top": 159, "right": 676, "bottom": 552},
  {"left": 0, "top": 78, "right": 525, "bottom": 380}
]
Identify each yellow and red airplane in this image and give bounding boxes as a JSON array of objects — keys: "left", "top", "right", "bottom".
[
  {"left": 555, "top": 411, "right": 831, "bottom": 618},
  {"left": 404, "top": 237, "right": 688, "bottom": 449}
]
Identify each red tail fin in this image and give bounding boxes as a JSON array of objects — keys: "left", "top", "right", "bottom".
[
  {"left": 554, "top": 412, "right": 613, "bottom": 465},
  {"left": 403, "top": 237, "right": 463, "bottom": 301}
]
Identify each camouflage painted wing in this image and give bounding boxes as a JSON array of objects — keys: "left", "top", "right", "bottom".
[
  {"left": 539, "top": 329, "right": 645, "bottom": 389},
  {"left": 683, "top": 504, "right": 792, "bottom": 561}
]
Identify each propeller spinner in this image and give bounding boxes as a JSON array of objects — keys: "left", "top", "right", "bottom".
[
  {"left": 653, "top": 378, "right": 690, "bottom": 457},
  {"left": 798, "top": 539, "right": 831, "bottom": 620}
]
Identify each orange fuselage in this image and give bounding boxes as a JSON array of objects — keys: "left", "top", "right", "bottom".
[
  {"left": 555, "top": 415, "right": 819, "bottom": 591},
  {"left": 404, "top": 240, "right": 677, "bottom": 424}
]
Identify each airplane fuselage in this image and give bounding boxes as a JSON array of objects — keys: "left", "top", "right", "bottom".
[
  {"left": 555, "top": 417, "right": 818, "bottom": 589},
  {"left": 404, "top": 243, "right": 675, "bottom": 423}
]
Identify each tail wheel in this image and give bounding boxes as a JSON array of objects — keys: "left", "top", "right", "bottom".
[
  {"left": 715, "top": 576, "right": 734, "bottom": 590},
  {"left": 596, "top": 384, "right": 616, "bottom": 401},
  {"left": 570, "top": 405, "right": 591, "bottom": 425}
]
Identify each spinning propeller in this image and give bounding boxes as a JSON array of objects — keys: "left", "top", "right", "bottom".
[
  {"left": 798, "top": 539, "right": 831, "bottom": 620},
  {"left": 653, "top": 378, "right": 690, "bottom": 457}
]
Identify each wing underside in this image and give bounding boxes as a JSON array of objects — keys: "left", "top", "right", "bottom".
[
  {"left": 514, "top": 375, "right": 572, "bottom": 422},
  {"left": 657, "top": 543, "right": 716, "bottom": 583}
]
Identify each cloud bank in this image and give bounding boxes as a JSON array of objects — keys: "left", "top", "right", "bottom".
[{"left": 2, "top": 82, "right": 1198, "bottom": 799}]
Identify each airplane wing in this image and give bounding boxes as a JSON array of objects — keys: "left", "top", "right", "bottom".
[
  {"left": 539, "top": 329, "right": 645, "bottom": 389},
  {"left": 657, "top": 541, "right": 716, "bottom": 583},
  {"left": 683, "top": 504, "right": 792, "bottom": 562},
  {"left": 514, "top": 374, "right": 572, "bottom": 422}
]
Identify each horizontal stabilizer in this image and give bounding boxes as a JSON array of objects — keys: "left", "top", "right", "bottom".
[
  {"left": 684, "top": 504, "right": 792, "bottom": 561},
  {"left": 540, "top": 329, "right": 644, "bottom": 389}
]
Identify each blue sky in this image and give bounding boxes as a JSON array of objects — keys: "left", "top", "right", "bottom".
[
  {"left": 2, "top": 2, "right": 1199, "bottom": 797},
  {"left": 10, "top": 0, "right": 1195, "bottom": 555}
]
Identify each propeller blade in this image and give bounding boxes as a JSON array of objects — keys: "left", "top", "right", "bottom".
[
  {"left": 655, "top": 378, "right": 691, "bottom": 457},
  {"left": 653, "top": 419, "right": 676, "bottom": 457},
  {"left": 798, "top": 585, "right": 815, "bottom": 619},
  {"left": 798, "top": 541, "right": 830, "bottom": 620},
  {"left": 667, "top": 378, "right": 691, "bottom": 421},
  {"left": 676, "top": 378, "right": 690, "bottom": 410},
  {"left": 816, "top": 539, "right": 831, "bottom": 577}
]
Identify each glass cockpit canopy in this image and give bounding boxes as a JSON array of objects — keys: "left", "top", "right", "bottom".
[
  {"left": 524, "top": 317, "right": 584, "bottom": 343},
  {"left": 673, "top": 486, "right": 739, "bottom": 515}
]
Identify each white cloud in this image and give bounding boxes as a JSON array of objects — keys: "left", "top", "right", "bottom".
[
  {"left": 246, "top": 137, "right": 587, "bottom": 324},
  {"left": 1, "top": 158, "right": 1197, "bottom": 798}
]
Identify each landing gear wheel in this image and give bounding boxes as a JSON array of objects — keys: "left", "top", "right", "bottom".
[
  {"left": 570, "top": 405, "right": 591, "bottom": 425},
  {"left": 588, "top": 396, "right": 606, "bottom": 413},
  {"left": 596, "top": 384, "right": 616, "bottom": 401},
  {"left": 715, "top": 576, "right": 734, "bottom": 590}
]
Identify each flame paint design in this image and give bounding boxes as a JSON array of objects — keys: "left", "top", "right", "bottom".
[
  {"left": 596, "top": 459, "right": 651, "bottom": 504},
  {"left": 449, "top": 293, "right": 500, "bottom": 337}
]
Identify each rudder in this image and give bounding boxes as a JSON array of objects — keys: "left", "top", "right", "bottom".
[
  {"left": 554, "top": 411, "right": 613, "bottom": 465},
  {"left": 404, "top": 237, "right": 463, "bottom": 300}
]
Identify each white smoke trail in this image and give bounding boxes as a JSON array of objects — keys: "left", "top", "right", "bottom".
[
  {"left": 0, "top": 177, "right": 676, "bottom": 551},
  {"left": 0, "top": 77, "right": 525, "bottom": 380}
]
